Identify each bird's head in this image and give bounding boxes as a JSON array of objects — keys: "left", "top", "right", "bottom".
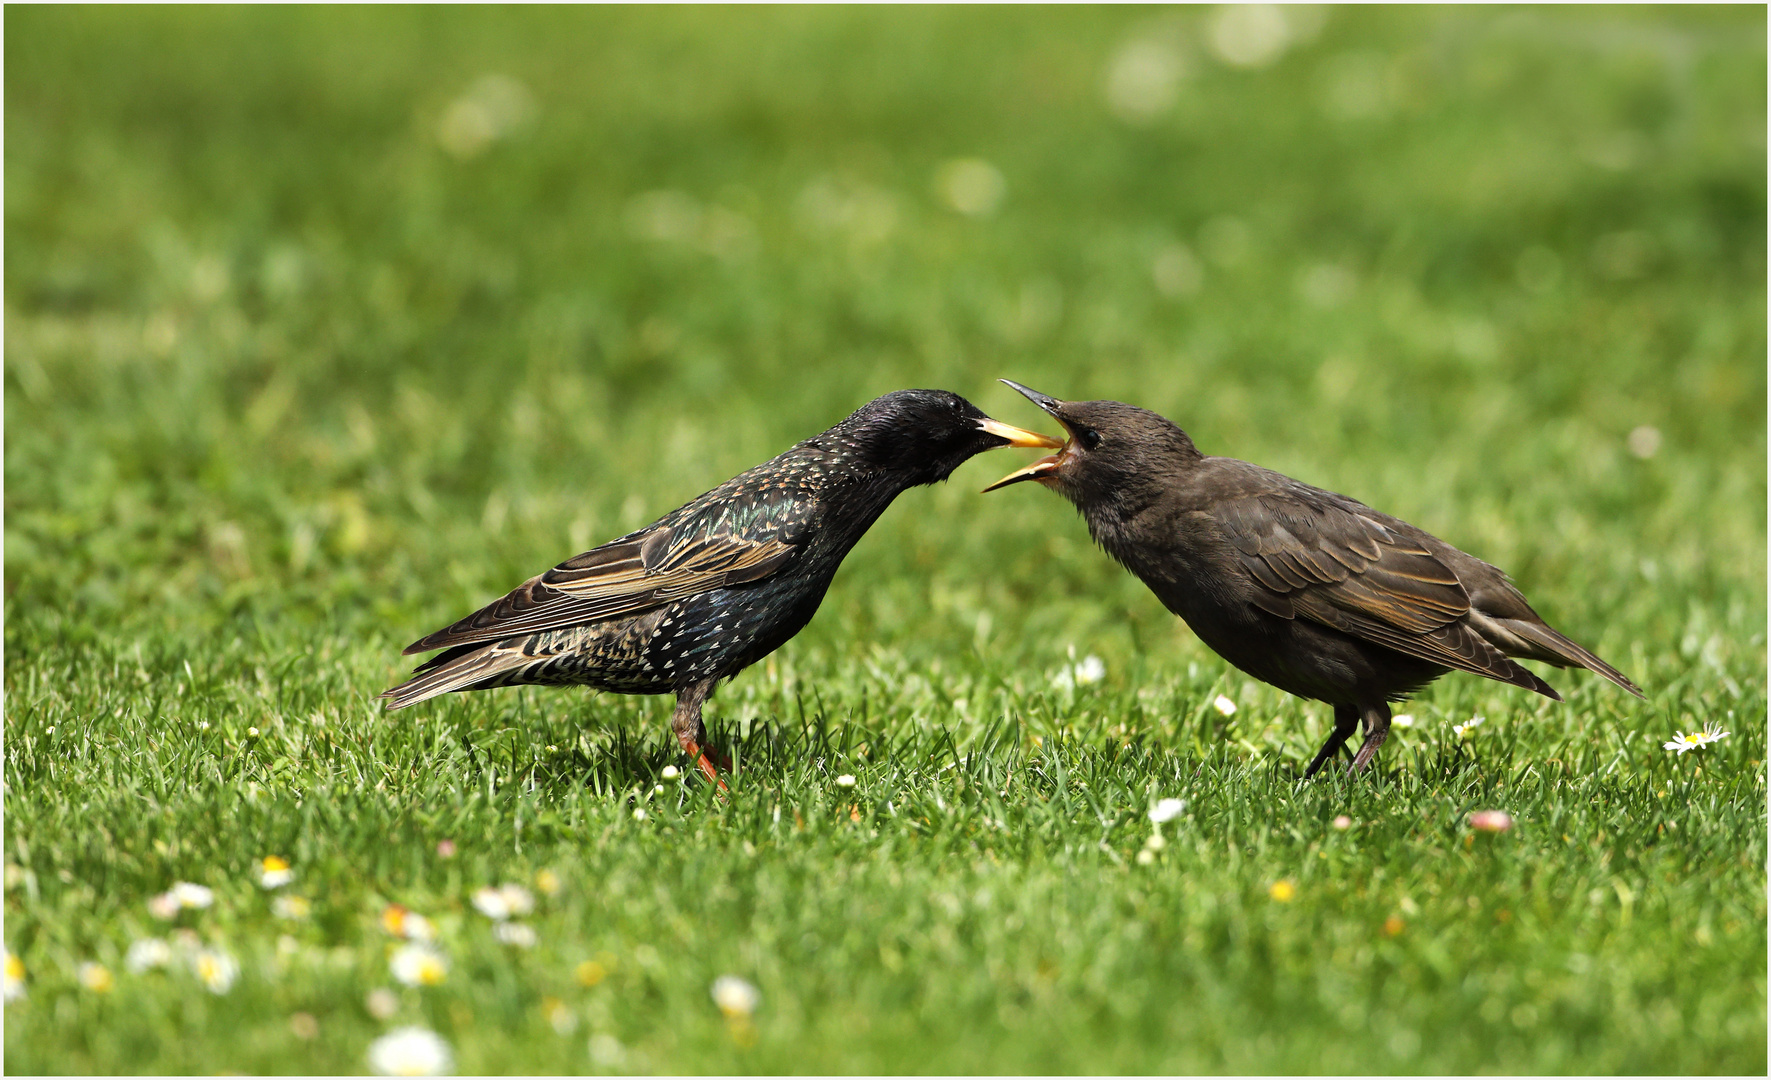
[
  {"left": 834, "top": 388, "right": 1064, "bottom": 487},
  {"left": 981, "top": 380, "right": 1202, "bottom": 508}
]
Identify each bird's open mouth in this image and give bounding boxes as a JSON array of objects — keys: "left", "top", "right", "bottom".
[
  {"left": 981, "top": 379, "right": 1073, "bottom": 491},
  {"left": 974, "top": 417, "right": 1065, "bottom": 450},
  {"left": 980, "top": 449, "right": 1067, "bottom": 492}
]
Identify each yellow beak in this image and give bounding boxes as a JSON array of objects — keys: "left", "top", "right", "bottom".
[
  {"left": 981, "top": 453, "right": 1063, "bottom": 492},
  {"left": 975, "top": 417, "right": 1065, "bottom": 449}
]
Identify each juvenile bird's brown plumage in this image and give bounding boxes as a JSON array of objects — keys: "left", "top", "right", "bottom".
[
  {"left": 987, "top": 381, "right": 1642, "bottom": 777},
  {"left": 383, "top": 389, "right": 1062, "bottom": 785}
]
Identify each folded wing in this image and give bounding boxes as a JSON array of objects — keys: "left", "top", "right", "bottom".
[
  {"left": 402, "top": 497, "right": 810, "bottom": 656},
  {"left": 1216, "top": 490, "right": 1559, "bottom": 697}
]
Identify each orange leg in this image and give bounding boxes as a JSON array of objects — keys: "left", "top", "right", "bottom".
[
  {"left": 680, "top": 738, "right": 731, "bottom": 791},
  {"left": 671, "top": 680, "right": 730, "bottom": 791}
]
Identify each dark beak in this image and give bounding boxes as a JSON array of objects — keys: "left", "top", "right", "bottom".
[
  {"left": 1000, "top": 379, "right": 1063, "bottom": 416},
  {"left": 982, "top": 380, "right": 1072, "bottom": 492}
]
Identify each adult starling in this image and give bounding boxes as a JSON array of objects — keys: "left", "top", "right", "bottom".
[
  {"left": 383, "top": 389, "right": 1061, "bottom": 784},
  {"left": 984, "top": 380, "right": 1642, "bottom": 777}
]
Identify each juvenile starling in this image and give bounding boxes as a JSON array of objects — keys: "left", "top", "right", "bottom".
[
  {"left": 383, "top": 389, "right": 1061, "bottom": 784},
  {"left": 985, "top": 380, "right": 1643, "bottom": 777}
]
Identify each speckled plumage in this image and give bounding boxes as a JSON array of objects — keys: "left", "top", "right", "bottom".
[{"left": 382, "top": 389, "right": 1061, "bottom": 783}]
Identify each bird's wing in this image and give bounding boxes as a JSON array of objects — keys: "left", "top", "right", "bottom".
[
  {"left": 402, "top": 496, "right": 810, "bottom": 655},
  {"left": 1215, "top": 490, "right": 1550, "bottom": 690}
]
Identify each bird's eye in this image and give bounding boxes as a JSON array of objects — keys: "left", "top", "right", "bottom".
[{"left": 1077, "top": 427, "right": 1102, "bottom": 451}]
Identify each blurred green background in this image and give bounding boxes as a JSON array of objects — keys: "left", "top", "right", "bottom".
[{"left": 5, "top": 5, "right": 1765, "bottom": 1074}]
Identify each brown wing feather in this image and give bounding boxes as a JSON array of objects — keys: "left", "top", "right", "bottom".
[
  {"left": 402, "top": 528, "right": 800, "bottom": 655},
  {"left": 1291, "top": 592, "right": 1560, "bottom": 699},
  {"left": 1219, "top": 490, "right": 1494, "bottom": 654}
]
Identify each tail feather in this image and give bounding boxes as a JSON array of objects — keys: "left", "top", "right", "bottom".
[
  {"left": 1498, "top": 618, "right": 1645, "bottom": 699},
  {"left": 381, "top": 643, "right": 534, "bottom": 710}
]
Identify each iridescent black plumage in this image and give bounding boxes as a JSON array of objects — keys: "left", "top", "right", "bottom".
[{"left": 383, "top": 389, "right": 1061, "bottom": 783}]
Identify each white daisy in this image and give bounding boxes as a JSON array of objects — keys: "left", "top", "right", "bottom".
[
  {"left": 494, "top": 922, "right": 538, "bottom": 948},
  {"left": 171, "top": 882, "right": 215, "bottom": 908},
  {"left": 1212, "top": 695, "right": 1237, "bottom": 716},
  {"left": 77, "top": 962, "right": 115, "bottom": 993},
  {"left": 259, "top": 856, "right": 295, "bottom": 889},
  {"left": 1051, "top": 649, "right": 1106, "bottom": 691},
  {"left": 471, "top": 884, "right": 535, "bottom": 921},
  {"left": 365, "top": 987, "right": 400, "bottom": 1020},
  {"left": 1073, "top": 655, "right": 1106, "bottom": 686},
  {"left": 390, "top": 943, "right": 448, "bottom": 987},
  {"left": 126, "top": 938, "right": 174, "bottom": 973},
  {"left": 710, "top": 974, "right": 760, "bottom": 1019},
  {"left": 368, "top": 1026, "right": 453, "bottom": 1076},
  {"left": 1664, "top": 725, "right": 1730, "bottom": 755},
  {"left": 193, "top": 947, "right": 238, "bottom": 994},
  {"left": 1148, "top": 797, "right": 1186, "bottom": 824}
]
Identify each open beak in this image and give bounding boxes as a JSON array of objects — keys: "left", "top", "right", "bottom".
[
  {"left": 973, "top": 416, "right": 1065, "bottom": 450},
  {"left": 982, "top": 379, "right": 1072, "bottom": 492}
]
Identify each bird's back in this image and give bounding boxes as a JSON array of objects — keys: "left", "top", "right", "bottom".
[{"left": 1085, "top": 454, "right": 1640, "bottom": 703}]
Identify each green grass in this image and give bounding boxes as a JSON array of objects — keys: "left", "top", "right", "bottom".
[{"left": 5, "top": 5, "right": 1765, "bottom": 1074}]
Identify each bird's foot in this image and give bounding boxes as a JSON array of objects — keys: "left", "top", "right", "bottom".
[
  {"left": 681, "top": 740, "right": 731, "bottom": 792},
  {"left": 1341, "top": 705, "right": 1391, "bottom": 777},
  {"left": 1345, "top": 733, "right": 1388, "bottom": 775}
]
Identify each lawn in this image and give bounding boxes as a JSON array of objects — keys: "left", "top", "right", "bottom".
[{"left": 4, "top": 6, "right": 1765, "bottom": 1074}]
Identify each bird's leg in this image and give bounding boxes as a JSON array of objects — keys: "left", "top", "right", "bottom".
[
  {"left": 1346, "top": 702, "right": 1393, "bottom": 776},
  {"left": 1303, "top": 704, "right": 1360, "bottom": 779},
  {"left": 670, "top": 680, "right": 729, "bottom": 790}
]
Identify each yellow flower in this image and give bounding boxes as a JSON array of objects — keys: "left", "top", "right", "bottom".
[
  {"left": 1269, "top": 879, "right": 1296, "bottom": 902},
  {"left": 381, "top": 904, "right": 436, "bottom": 942},
  {"left": 77, "top": 962, "right": 114, "bottom": 993},
  {"left": 4, "top": 951, "right": 25, "bottom": 1001},
  {"left": 575, "top": 959, "right": 607, "bottom": 987},
  {"left": 535, "top": 869, "right": 561, "bottom": 897},
  {"left": 260, "top": 856, "right": 295, "bottom": 889},
  {"left": 543, "top": 996, "right": 577, "bottom": 1035}
]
